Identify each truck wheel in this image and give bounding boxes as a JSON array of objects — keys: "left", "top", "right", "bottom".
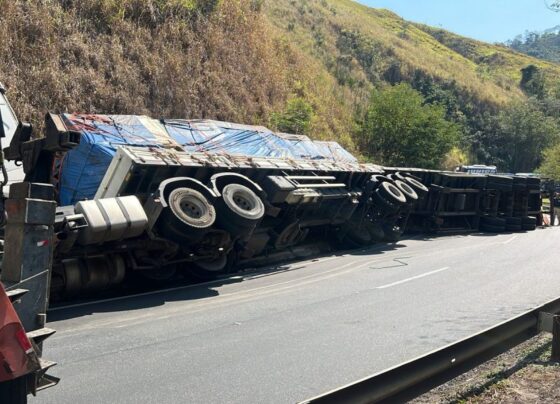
[
  {"left": 521, "top": 216, "right": 537, "bottom": 231},
  {"left": 372, "top": 191, "right": 399, "bottom": 214},
  {"left": 480, "top": 224, "right": 504, "bottom": 233},
  {"left": 159, "top": 188, "right": 216, "bottom": 243},
  {"left": 378, "top": 181, "right": 407, "bottom": 205},
  {"left": 481, "top": 216, "right": 506, "bottom": 228},
  {"left": 0, "top": 377, "right": 27, "bottom": 404},
  {"left": 505, "top": 217, "right": 522, "bottom": 226},
  {"left": 394, "top": 180, "right": 418, "bottom": 203},
  {"left": 506, "top": 224, "right": 523, "bottom": 232},
  {"left": 189, "top": 255, "right": 229, "bottom": 280},
  {"left": 217, "top": 184, "right": 265, "bottom": 235},
  {"left": 403, "top": 177, "right": 429, "bottom": 198},
  {"left": 382, "top": 224, "right": 403, "bottom": 242},
  {"left": 343, "top": 225, "right": 373, "bottom": 248},
  {"left": 366, "top": 221, "right": 385, "bottom": 242}
]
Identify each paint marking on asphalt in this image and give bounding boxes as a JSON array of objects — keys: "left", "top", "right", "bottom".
[
  {"left": 376, "top": 267, "right": 450, "bottom": 289},
  {"left": 502, "top": 235, "right": 518, "bottom": 245}
]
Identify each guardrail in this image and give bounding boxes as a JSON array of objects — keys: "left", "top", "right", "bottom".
[{"left": 300, "top": 296, "right": 560, "bottom": 404}]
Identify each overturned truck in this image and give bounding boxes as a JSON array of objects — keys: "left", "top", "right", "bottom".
[
  {"left": 2, "top": 91, "right": 425, "bottom": 299},
  {"left": 1, "top": 86, "right": 542, "bottom": 300}
]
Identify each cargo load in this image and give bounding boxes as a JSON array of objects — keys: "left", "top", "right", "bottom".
[{"left": 58, "top": 115, "right": 356, "bottom": 205}]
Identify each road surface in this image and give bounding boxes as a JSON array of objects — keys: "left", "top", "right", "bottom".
[{"left": 33, "top": 228, "right": 560, "bottom": 403}]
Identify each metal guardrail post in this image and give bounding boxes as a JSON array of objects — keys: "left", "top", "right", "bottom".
[
  {"left": 552, "top": 316, "right": 560, "bottom": 362},
  {"left": 538, "top": 312, "right": 560, "bottom": 361}
]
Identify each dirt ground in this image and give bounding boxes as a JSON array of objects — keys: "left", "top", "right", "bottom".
[{"left": 411, "top": 333, "right": 560, "bottom": 403}]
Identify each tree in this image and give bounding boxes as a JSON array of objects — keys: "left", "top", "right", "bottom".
[
  {"left": 491, "top": 101, "right": 560, "bottom": 172},
  {"left": 539, "top": 143, "right": 560, "bottom": 180},
  {"left": 546, "top": 0, "right": 560, "bottom": 11},
  {"left": 520, "top": 65, "right": 546, "bottom": 99},
  {"left": 360, "top": 83, "right": 461, "bottom": 168}
]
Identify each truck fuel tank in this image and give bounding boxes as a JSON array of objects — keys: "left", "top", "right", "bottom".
[{"left": 75, "top": 196, "right": 148, "bottom": 245}]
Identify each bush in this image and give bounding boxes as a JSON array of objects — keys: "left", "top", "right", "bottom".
[
  {"left": 270, "top": 97, "right": 314, "bottom": 135},
  {"left": 539, "top": 143, "right": 560, "bottom": 180}
]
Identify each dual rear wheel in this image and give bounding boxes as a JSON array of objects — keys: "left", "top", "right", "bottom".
[{"left": 158, "top": 183, "right": 265, "bottom": 279}]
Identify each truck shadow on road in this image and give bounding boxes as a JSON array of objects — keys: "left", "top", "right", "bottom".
[{"left": 48, "top": 241, "right": 408, "bottom": 322}]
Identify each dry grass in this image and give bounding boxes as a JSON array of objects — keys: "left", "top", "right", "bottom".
[
  {"left": 265, "top": 0, "right": 560, "bottom": 110},
  {"left": 0, "top": 0, "right": 289, "bottom": 129},
  {"left": 2, "top": 0, "right": 559, "bottom": 158}
]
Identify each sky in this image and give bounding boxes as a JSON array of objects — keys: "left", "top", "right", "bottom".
[{"left": 358, "top": 0, "right": 560, "bottom": 43}]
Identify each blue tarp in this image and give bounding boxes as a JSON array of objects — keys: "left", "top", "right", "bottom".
[
  {"left": 59, "top": 114, "right": 177, "bottom": 205},
  {"left": 163, "top": 120, "right": 299, "bottom": 158},
  {"left": 313, "top": 141, "right": 359, "bottom": 164},
  {"left": 57, "top": 115, "right": 358, "bottom": 205}
]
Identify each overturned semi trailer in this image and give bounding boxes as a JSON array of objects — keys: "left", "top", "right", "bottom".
[
  {"left": 4, "top": 111, "right": 424, "bottom": 299},
  {"left": 385, "top": 168, "right": 542, "bottom": 234}
]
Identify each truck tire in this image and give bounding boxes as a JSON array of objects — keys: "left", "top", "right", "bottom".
[
  {"left": 372, "top": 190, "right": 400, "bottom": 215},
  {"left": 216, "top": 183, "right": 265, "bottom": 236},
  {"left": 480, "top": 224, "right": 505, "bottom": 233},
  {"left": 344, "top": 224, "right": 373, "bottom": 247},
  {"left": 366, "top": 221, "right": 385, "bottom": 242},
  {"left": 370, "top": 175, "right": 392, "bottom": 184},
  {"left": 403, "top": 176, "right": 429, "bottom": 198},
  {"left": 378, "top": 181, "right": 407, "bottom": 205},
  {"left": 394, "top": 180, "right": 418, "bottom": 203},
  {"left": 159, "top": 188, "right": 216, "bottom": 243},
  {"left": 505, "top": 217, "right": 522, "bottom": 226},
  {"left": 190, "top": 254, "right": 229, "bottom": 280},
  {"left": 382, "top": 224, "right": 403, "bottom": 242},
  {"left": 0, "top": 377, "right": 27, "bottom": 404},
  {"left": 480, "top": 216, "right": 506, "bottom": 227},
  {"left": 521, "top": 216, "right": 537, "bottom": 231},
  {"left": 506, "top": 224, "right": 523, "bottom": 232}
]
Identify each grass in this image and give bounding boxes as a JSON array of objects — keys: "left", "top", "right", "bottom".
[
  {"left": 265, "top": 0, "right": 560, "bottom": 109},
  {"left": 2, "top": 0, "right": 559, "bottom": 159}
]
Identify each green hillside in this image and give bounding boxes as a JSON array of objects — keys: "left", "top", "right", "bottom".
[
  {"left": 508, "top": 30, "right": 560, "bottom": 64},
  {"left": 266, "top": 0, "right": 560, "bottom": 109},
  {"left": 1, "top": 0, "right": 559, "bottom": 171}
]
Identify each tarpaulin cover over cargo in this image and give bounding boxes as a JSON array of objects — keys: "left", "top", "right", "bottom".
[{"left": 58, "top": 114, "right": 358, "bottom": 205}]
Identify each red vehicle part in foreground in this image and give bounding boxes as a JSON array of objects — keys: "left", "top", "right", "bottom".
[{"left": 0, "top": 283, "right": 39, "bottom": 382}]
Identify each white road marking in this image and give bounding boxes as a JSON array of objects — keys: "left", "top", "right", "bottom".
[
  {"left": 502, "top": 235, "right": 518, "bottom": 245},
  {"left": 376, "top": 267, "right": 450, "bottom": 289}
]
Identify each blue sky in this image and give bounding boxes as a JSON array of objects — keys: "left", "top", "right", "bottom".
[{"left": 358, "top": 0, "right": 560, "bottom": 43}]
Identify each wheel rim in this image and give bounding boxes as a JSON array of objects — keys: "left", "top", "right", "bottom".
[
  {"left": 233, "top": 191, "right": 257, "bottom": 212},
  {"left": 222, "top": 184, "right": 265, "bottom": 221},
  {"left": 179, "top": 196, "right": 205, "bottom": 219},
  {"left": 169, "top": 188, "right": 216, "bottom": 229}
]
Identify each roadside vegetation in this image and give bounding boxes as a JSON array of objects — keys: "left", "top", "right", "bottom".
[
  {"left": 1, "top": 0, "right": 560, "bottom": 174},
  {"left": 412, "top": 333, "right": 560, "bottom": 404}
]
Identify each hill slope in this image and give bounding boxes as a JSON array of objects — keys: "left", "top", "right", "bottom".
[
  {"left": 1, "top": 0, "right": 559, "bottom": 167},
  {"left": 265, "top": 0, "right": 560, "bottom": 106}
]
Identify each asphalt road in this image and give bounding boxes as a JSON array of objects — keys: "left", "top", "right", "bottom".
[{"left": 32, "top": 228, "right": 560, "bottom": 404}]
